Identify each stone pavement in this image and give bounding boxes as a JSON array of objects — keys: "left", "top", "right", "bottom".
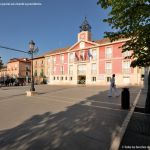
[
  {"left": 0, "top": 85, "right": 140, "bottom": 150},
  {"left": 119, "top": 91, "right": 150, "bottom": 150}
]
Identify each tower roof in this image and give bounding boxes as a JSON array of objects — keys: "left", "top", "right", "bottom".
[{"left": 79, "top": 17, "right": 91, "bottom": 32}]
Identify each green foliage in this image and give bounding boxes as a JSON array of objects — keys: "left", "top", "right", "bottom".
[
  {"left": 40, "top": 69, "right": 44, "bottom": 77},
  {"left": 0, "top": 57, "right": 3, "bottom": 69},
  {"left": 34, "top": 70, "right": 37, "bottom": 77},
  {"left": 97, "top": 0, "right": 150, "bottom": 67}
]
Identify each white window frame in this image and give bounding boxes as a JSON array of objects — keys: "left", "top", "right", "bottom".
[
  {"left": 105, "top": 62, "right": 112, "bottom": 74},
  {"left": 105, "top": 47, "right": 112, "bottom": 59}
]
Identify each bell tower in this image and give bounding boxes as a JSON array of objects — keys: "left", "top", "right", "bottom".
[{"left": 78, "top": 17, "right": 92, "bottom": 42}]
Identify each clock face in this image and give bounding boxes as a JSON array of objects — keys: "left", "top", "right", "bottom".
[
  {"left": 80, "top": 42, "right": 85, "bottom": 49},
  {"left": 80, "top": 33, "right": 85, "bottom": 40}
]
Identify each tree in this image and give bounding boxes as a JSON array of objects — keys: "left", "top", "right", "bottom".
[
  {"left": 0, "top": 57, "right": 3, "bottom": 69},
  {"left": 97, "top": 0, "right": 150, "bottom": 113}
]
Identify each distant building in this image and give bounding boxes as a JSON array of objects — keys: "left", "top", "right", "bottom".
[
  {"left": 42, "top": 18, "right": 143, "bottom": 86},
  {"left": 6, "top": 58, "right": 31, "bottom": 83},
  {"left": 32, "top": 55, "right": 45, "bottom": 84},
  {"left": 0, "top": 66, "right": 7, "bottom": 82}
]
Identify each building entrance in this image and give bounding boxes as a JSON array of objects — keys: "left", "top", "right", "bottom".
[{"left": 78, "top": 76, "right": 86, "bottom": 84}]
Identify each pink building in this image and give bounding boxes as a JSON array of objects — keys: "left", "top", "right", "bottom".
[{"left": 41, "top": 18, "right": 143, "bottom": 86}]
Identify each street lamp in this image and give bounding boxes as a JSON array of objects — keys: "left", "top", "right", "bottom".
[
  {"left": 28, "top": 40, "right": 38, "bottom": 92},
  {"left": 0, "top": 56, "right": 2, "bottom": 68},
  {"left": 0, "top": 57, "right": 2, "bottom": 88}
]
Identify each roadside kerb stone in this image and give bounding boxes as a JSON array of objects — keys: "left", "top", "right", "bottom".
[{"left": 109, "top": 90, "right": 141, "bottom": 150}]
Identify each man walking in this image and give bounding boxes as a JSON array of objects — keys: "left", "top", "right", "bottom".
[{"left": 108, "top": 74, "right": 119, "bottom": 97}]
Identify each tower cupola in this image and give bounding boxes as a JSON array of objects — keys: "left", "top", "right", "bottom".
[
  {"left": 78, "top": 17, "right": 92, "bottom": 42},
  {"left": 79, "top": 17, "right": 91, "bottom": 32}
]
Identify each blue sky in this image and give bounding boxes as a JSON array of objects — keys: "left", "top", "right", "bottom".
[{"left": 0, "top": 0, "right": 111, "bottom": 64}]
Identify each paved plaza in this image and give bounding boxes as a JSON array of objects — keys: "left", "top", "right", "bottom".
[{"left": 0, "top": 85, "right": 140, "bottom": 150}]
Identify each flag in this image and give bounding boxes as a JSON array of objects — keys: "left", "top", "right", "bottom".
[
  {"left": 84, "top": 50, "right": 88, "bottom": 60},
  {"left": 75, "top": 52, "right": 79, "bottom": 61},
  {"left": 80, "top": 50, "right": 84, "bottom": 61},
  {"left": 88, "top": 49, "right": 93, "bottom": 60},
  {"left": 80, "top": 54, "right": 83, "bottom": 61}
]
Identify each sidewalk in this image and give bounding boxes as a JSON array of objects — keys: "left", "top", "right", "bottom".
[{"left": 119, "top": 91, "right": 150, "bottom": 149}]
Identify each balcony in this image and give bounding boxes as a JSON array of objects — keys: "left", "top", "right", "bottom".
[
  {"left": 69, "top": 71, "right": 73, "bottom": 75},
  {"left": 105, "top": 54, "right": 112, "bottom": 59},
  {"left": 77, "top": 70, "right": 86, "bottom": 75},
  {"left": 105, "top": 69, "right": 112, "bottom": 74},
  {"left": 91, "top": 70, "right": 97, "bottom": 75},
  {"left": 122, "top": 69, "right": 130, "bottom": 74}
]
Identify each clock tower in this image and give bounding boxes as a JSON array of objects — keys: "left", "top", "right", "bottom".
[{"left": 78, "top": 17, "right": 92, "bottom": 42}]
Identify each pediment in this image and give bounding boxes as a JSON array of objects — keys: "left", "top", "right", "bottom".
[{"left": 68, "top": 40, "right": 99, "bottom": 52}]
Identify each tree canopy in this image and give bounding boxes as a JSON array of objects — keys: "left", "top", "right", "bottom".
[
  {"left": 97, "top": 0, "right": 150, "bottom": 67},
  {"left": 0, "top": 57, "right": 3, "bottom": 69}
]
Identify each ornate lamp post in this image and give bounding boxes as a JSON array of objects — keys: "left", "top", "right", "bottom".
[
  {"left": 0, "top": 57, "right": 2, "bottom": 88},
  {"left": 28, "top": 40, "right": 38, "bottom": 92}
]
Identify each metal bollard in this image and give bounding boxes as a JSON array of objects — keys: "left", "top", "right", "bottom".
[{"left": 121, "top": 88, "right": 130, "bottom": 109}]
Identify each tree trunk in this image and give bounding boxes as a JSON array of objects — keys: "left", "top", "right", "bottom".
[{"left": 145, "top": 71, "right": 150, "bottom": 113}]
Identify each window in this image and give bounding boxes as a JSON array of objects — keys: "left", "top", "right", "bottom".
[
  {"left": 105, "top": 62, "right": 112, "bottom": 74},
  {"left": 69, "top": 52, "right": 74, "bottom": 63},
  {"left": 47, "top": 57, "right": 50, "bottom": 64},
  {"left": 47, "top": 68, "right": 50, "bottom": 75},
  {"left": 57, "top": 76, "right": 59, "bottom": 80},
  {"left": 52, "top": 56, "right": 56, "bottom": 64},
  {"left": 40, "top": 69, "right": 44, "bottom": 77},
  {"left": 91, "top": 63, "right": 97, "bottom": 74},
  {"left": 105, "top": 47, "right": 112, "bottom": 59},
  {"left": 78, "top": 64, "right": 86, "bottom": 74},
  {"left": 122, "top": 61, "right": 130, "bottom": 74},
  {"left": 34, "top": 70, "right": 37, "bottom": 76},
  {"left": 92, "top": 77, "right": 96, "bottom": 82},
  {"left": 70, "top": 77, "right": 73, "bottom": 80},
  {"left": 60, "top": 54, "right": 64, "bottom": 64},
  {"left": 92, "top": 49, "right": 97, "bottom": 60},
  {"left": 26, "top": 66, "right": 29, "bottom": 71},
  {"left": 123, "top": 51, "right": 131, "bottom": 58},
  {"left": 61, "top": 76, "right": 63, "bottom": 80},
  {"left": 69, "top": 65, "right": 73, "bottom": 75},
  {"left": 53, "top": 76, "right": 56, "bottom": 80},
  {"left": 65, "top": 76, "right": 67, "bottom": 80},
  {"left": 60, "top": 66, "right": 64, "bottom": 75}
]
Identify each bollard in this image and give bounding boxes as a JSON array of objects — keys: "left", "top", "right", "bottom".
[{"left": 121, "top": 88, "right": 130, "bottom": 109}]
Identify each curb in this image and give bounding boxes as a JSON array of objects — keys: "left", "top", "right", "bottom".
[{"left": 109, "top": 90, "right": 141, "bottom": 150}]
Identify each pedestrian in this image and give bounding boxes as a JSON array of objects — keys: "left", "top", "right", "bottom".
[{"left": 108, "top": 74, "right": 119, "bottom": 97}]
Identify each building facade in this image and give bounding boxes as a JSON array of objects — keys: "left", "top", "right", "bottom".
[
  {"left": 33, "top": 56, "right": 45, "bottom": 84},
  {"left": 6, "top": 58, "right": 31, "bottom": 83},
  {"left": 0, "top": 66, "right": 7, "bottom": 83},
  {"left": 42, "top": 18, "right": 143, "bottom": 86}
]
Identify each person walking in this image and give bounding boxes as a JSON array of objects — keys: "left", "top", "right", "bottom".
[{"left": 108, "top": 74, "right": 119, "bottom": 97}]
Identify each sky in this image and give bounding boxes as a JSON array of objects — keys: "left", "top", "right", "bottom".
[{"left": 0, "top": 0, "right": 111, "bottom": 64}]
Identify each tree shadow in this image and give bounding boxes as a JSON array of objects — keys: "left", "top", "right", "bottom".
[{"left": 0, "top": 88, "right": 137, "bottom": 150}]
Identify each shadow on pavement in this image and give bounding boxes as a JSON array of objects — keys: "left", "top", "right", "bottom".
[{"left": 0, "top": 89, "right": 132, "bottom": 150}]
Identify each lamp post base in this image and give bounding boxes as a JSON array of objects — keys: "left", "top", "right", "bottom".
[{"left": 26, "top": 91, "right": 38, "bottom": 96}]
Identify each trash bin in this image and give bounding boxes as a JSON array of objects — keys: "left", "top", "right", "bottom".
[{"left": 121, "top": 88, "right": 130, "bottom": 109}]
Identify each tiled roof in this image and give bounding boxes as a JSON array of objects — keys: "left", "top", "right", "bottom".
[
  {"left": 8, "top": 58, "right": 30, "bottom": 63},
  {"left": 93, "top": 38, "right": 111, "bottom": 44},
  {"left": 44, "top": 46, "right": 71, "bottom": 56},
  {"left": 33, "top": 55, "right": 45, "bottom": 60}
]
